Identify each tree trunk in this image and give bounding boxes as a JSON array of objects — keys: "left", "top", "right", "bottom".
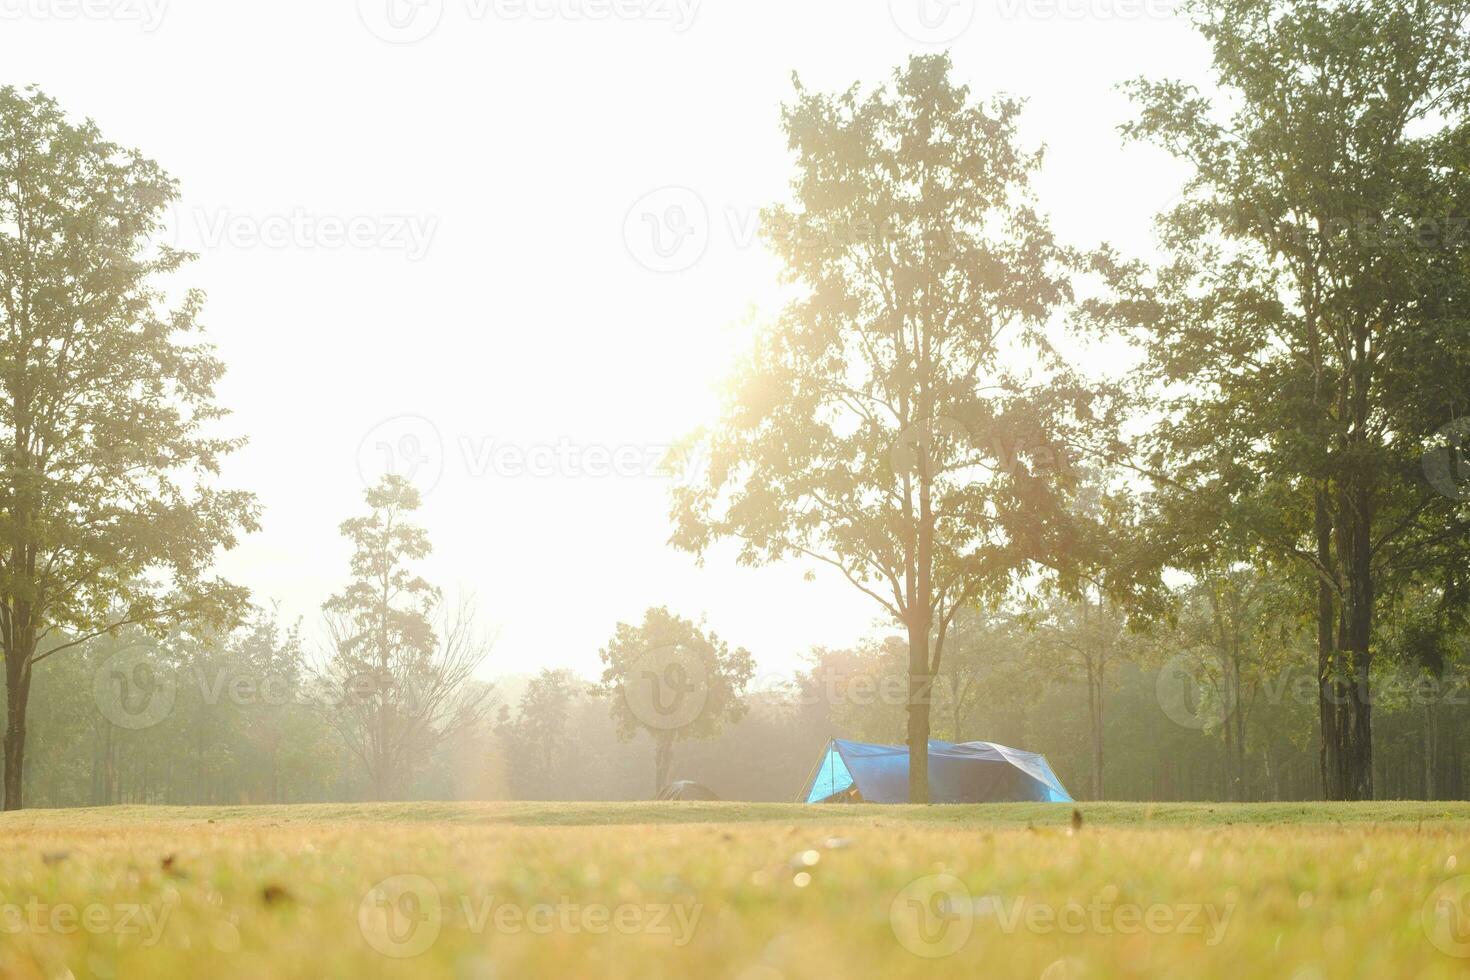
[
  {"left": 1086, "top": 665, "right": 1104, "bottom": 800},
  {"left": 1332, "top": 329, "right": 1377, "bottom": 803},
  {"left": 1226, "top": 656, "right": 1246, "bottom": 802},
  {"left": 2, "top": 642, "right": 33, "bottom": 812},
  {"left": 1233, "top": 705, "right": 1247, "bottom": 802},
  {"left": 1222, "top": 702, "right": 1235, "bottom": 801},
  {"left": 1339, "top": 480, "right": 1375, "bottom": 801},
  {"left": 904, "top": 394, "right": 936, "bottom": 805},
  {"left": 372, "top": 752, "right": 387, "bottom": 801},
  {"left": 3, "top": 705, "right": 26, "bottom": 811},
  {"left": 654, "top": 730, "right": 674, "bottom": 795},
  {"left": 906, "top": 615, "right": 932, "bottom": 804},
  {"left": 951, "top": 679, "right": 963, "bottom": 743},
  {"left": 1314, "top": 489, "right": 1346, "bottom": 801},
  {"left": 1423, "top": 700, "right": 1436, "bottom": 801}
]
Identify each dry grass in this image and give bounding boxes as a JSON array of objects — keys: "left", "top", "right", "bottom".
[{"left": 0, "top": 802, "right": 1466, "bottom": 979}]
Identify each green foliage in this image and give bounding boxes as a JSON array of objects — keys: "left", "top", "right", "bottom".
[
  {"left": 495, "top": 668, "right": 587, "bottom": 798},
  {"left": 598, "top": 607, "right": 754, "bottom": 792},
  {"left": 320, "top": 476, "right": 492, "bottom": 800},
  {"left": 0, "top": 84, "right": 259, "bottom": 808},
  {"left": 670, "top": 53, "right": 1106, "bottom": 801},
  {"left": 323, "top": 475, "right": 439, "bottom": 681},
  {"left": 672, "top": 54, "right": 1090, "bottom": 597},
  {"left": 20, "top": 611, "right": 342, "bottom": 808},
  {"left": 1090, "top": 0, "right": 1470, "bottom": 799}
]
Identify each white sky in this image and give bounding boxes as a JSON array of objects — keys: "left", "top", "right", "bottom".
[{"left": 4, "top": 0, "right": 1209, "bottom": 683}]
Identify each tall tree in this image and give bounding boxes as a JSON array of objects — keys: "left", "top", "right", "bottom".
[
  {"left": 669, "top": 54, "right": 1093, "bottom": 801},
  {"left": 598, "top": 607, "right": 753, "bottom": 794},
  {"left": 232, "top": 604, "right": 311, "bottom": 804},
  {"left": 802, "top": 637, "right": 910, "bottom": 745},
  {"left": 0, "top": 87, "right": 258, "bottom": 809},
  {"left": 1094, "top": 0, "right": 1470, "bottom": 798},
  {"left": 1172, "top": 565, "right": 1306, "bottom": 801},
  {"left": 320, "top": 476, "right": 492, "bottom": 799},
  {"left": 495, "top": 668, "right": 584, "bottom": 799},
  {"left": 936, "top": 609, "right": 988, "bottom": 743},
  {"left": 1029, "top": 589, "right": 1133, "bottom": 801}
]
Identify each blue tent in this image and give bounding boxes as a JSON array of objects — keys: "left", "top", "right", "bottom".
[{"left": 801, "top": 738, "right": 1073, "bottom": 804}]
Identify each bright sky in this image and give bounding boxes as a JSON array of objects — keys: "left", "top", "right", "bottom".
[{"left": 5, "top": 0, "right": 1210, "bottom": 683}]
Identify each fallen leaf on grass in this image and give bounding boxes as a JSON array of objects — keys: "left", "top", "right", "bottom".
[
  {"left": 261, "top": 884, "right": 293, "bottom": 905},
  {"left": 162, "top": 854, "right": 189, "bottom": 879}
]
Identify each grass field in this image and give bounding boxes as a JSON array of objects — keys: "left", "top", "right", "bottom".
[{"left": 1, "top": 801, "right": 1468, "bottom": 979}]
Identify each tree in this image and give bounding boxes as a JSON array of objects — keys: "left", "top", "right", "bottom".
[
  {"left": 801, "top": 637, "right": 909, "bottom": 744},
  {"left": 320, "top": 475, "right": 492, "bottom": 800},
  {"left": 933, "top": 607, "right": 1032, "bottom": 743},
  {"left": 598, "top": 607, "right": 753, "bottom": 794},
  {"left": 0, "top": 86, "right": 258, "bottom": 809},
  {"left": 1029, "top": 590, "right": 1132, "bottom": 800},
  {"left": 669, "top": 54, "right": 1095, "bottom": 802},
  {"left": 1094, "top": 0, "right": 1470, "bottom": 799},
  {"left": 1377, "top": 584, "right": 1470, "bottom": 800},
  {"left": 232, "top": 604, "right": 312, "bottom": 804},
  {"left": 1027, "top": 471, "right": 1165, "bottom": 800},
  {"left": 496, "top": 668, "right": 584, "bottom": 799},
  {"left": 1168, "top": 565, "right": 1306, "bottom": 800}
]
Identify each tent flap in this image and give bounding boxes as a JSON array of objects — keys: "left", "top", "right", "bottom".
[{"left": 803, "top": 743, "right": 856, "bottom": 803}]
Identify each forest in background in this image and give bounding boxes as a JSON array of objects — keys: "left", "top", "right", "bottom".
[{"left": 18, "top": 583, "right": 1467, "bottom": 808}]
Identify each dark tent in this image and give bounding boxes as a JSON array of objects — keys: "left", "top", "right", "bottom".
[
  {"left": 800, "top": 738, "right": 1072, "bottom": 804},
  {"left": 657, "top": 780, "right": 721, "bottom": 801}
]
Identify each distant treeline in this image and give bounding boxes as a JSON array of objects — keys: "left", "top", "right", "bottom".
[{"left": 15, "top": 590, "right": 1467, "bottom": 807}]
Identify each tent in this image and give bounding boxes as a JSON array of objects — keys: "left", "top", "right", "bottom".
[
  {"left": 657, "top": 780, "right": 721, "bottom": 801},
  {"left": 800, "top": 738, "right": 1073, "bottom": 804}
]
